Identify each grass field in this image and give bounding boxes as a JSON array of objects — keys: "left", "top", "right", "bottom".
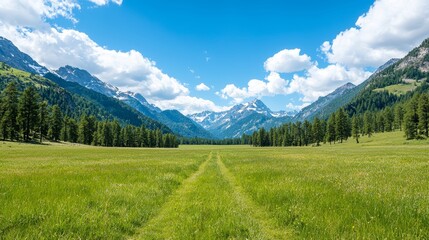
[
  {"left": 0, "top": 132, "right": 428, "bottom": 239},
  {"left": 373, "top": 80, "right": 422, "bottom": 96}
]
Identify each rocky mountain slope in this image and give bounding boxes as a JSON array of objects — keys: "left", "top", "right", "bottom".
[{"left": 189, "top": 99, "right": 294, "bottom": 138}]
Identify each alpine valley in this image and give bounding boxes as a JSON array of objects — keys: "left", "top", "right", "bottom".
[{"left": 1, "top": 36, "right": 429, "bottom": 140}]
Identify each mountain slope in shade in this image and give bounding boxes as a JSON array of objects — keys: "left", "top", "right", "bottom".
[
  {"left": 0, "top": 37, "right": 171, "bottom": 132},
  {"left": 294, "top": 82, "right": 356, "bottom": 121},
  {"left": 43, "top": 72, "right": 171, "bottom": 132},
  {"left": 0, "top": 37, "right": 49, "bottom": 75},
  {"left": 188, "top": 99, "right": 293, "bottom": 138},
  {"left": 0, "top": 63, "right": 171, "bottom": 132},
  {"left": 54, "top": 65, "right": 212, "bottom": 139}
]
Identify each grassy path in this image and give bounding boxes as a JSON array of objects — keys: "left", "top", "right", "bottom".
[
  {"left": 132, "top": 152, "right": 288, "bottom": 239},
  {"left": 216, "top": 154, "right": 293, "bottom": 239}
]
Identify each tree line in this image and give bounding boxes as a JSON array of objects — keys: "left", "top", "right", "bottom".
[
  {"left": 250, "top": 93, "right": 429, "bottom": 147},
  {"left": 0, "top": 83, "right": 178, "bottom": 148}
]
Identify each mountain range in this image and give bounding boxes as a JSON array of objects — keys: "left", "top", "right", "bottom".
[
  {"left": 188, "top": 99, "right": 295, "bottom": 138},
  {"left": 54, "top": 65, "right": 213, "bottom": 139},
  {"left": 1, "top": 35, "right": 428, "bottom": 139},
  {"left": 0, "top": 37, "right": 212, "bottom": 139}
]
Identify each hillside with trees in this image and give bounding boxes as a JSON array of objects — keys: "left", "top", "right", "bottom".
[{"left": 0, "top": 64, "right": 178, "bottom": 147}]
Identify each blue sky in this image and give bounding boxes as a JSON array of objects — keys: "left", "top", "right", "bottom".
[
  {"left": 1, "top": 0, "right": 429, "bottom": 114},
  {"left": 72, "top": 0, "right": 372, "bottom": 111}
]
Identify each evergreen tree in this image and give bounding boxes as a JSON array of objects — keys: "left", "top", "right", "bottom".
[
  {"left": 363, "top": 112, "right": 373, "bottom": 137},
  {"left": 61, "top": 117, "right": 70, "bottom": 142},
  {"left": 312, "top": 117, "right": 323, "bottom": 146},
  {"left": 403, "top": 96, "right": 419, "bottom": 139},
  {"left": 18, "top": 86, "right": 40, "bottom": 142},
  {"left": 252, "top": 131, "right": 259, "bottom": 147},
  {"left": 102, "top": 122, "right": 113, "bottom": 146},
  {"left": 0, "top": 82, "right": 19, "bottom": 141},
  {"left": 48, "top": 105, "right": 63, "bottom": 141},
  {"left": 112, "top": 120, "right": 122, "bottom": 147},
  {"left": 352, "top": 115, "right": 360, "bottom": 143},
  {"left": 92, "top": 121, "right": 102, "bottom": 146},
  {"left": 383, "top": 107, "right": 394, "bottom": 132},
  {"left": 139, "top": 125, "right": 148, "bottom": 147},
  {"left": 417, "top": 93, "right": 429, "bottom": 137},
  {"left": 38, "top": 101, "right": 49, "bottom": 143},
  {"left": 303, "top": 120, "right": 312, "bottom": 146},
  {"left": 78, "top": 115, "right": 96, "bottom": 145},
  {"left": 326, "top": 113, "right": 336, "bottom": 144},
  {"left": 335, "top": 108, "right": 348, "bottom": 143},
  {"left": 68, "top": 119, "right": 79, "bottom": 143},
  {"left": 394, "top": 104, "right": 404, "bottom": 131}
]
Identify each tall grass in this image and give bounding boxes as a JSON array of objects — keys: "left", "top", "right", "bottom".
[
  {"left": 0, "top": 143, "right": 205, "bottom": 239},
  {"left": 0, "top": 131, "right": 428, "bottom": 239}
]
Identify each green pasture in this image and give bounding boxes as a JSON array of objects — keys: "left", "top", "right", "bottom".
[{"left": 0, "top": 131, "right": 428, "bottom": 239}]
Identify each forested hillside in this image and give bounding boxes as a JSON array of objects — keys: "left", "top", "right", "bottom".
[
  {"left": 0, "top": 63, "right": 178, "bottom": 147},
  {"left": 249, "top": 38, "right": 429, "bottom": 146}
]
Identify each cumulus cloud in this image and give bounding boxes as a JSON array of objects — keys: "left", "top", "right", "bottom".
[
  {"left": 0, "top": 0, "right": 80, "bottom": 26},
  {"left": 1, "top": 26, "right": 189, "bottom": 100},
  {"left": 195, "top": 83, "right": 210, "bottom": 91},
  {"left": 287, "top": 65, "right": 371, "bottom": 102},
  {"left": 88, "top": 0, "right": 123, "bottom": 6},
  {"left": 286, "top": 102, "right": 311, "bottom": 112},
  {"left": 153, "top": 96, "right": 229, "bottom": 115},
  {"left": 219, "top": 72, "right": 289, "bottom": 103},
  {"left": 264, "top": 48, "right": 313, "bottom": 73},
  {"left": 221, "top": 0, "right": 429, "bottom": 107},
  {"left": 323, "top": 0, "right": 429, "bottom": 68},
  {"left": 220, "top": 64, "right": 371, "bottom": 104},
  {"left": 0, "top": 0, "right": 229, "bottom": 114}
]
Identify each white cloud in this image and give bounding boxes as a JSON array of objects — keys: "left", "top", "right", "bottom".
[
  {"left": 1, "top": 27, "right": 189, "bottom": 100},
  {"left": 286, "top": 102, "right": 311, "bottom": 112},
  {"left": 88, "top": 0, "right": 123, "bottom": 6},
  {"left": 287, "top": 65, "right": 371, "bottom": 102},
  {"left": 323, "top": 0, "right": 429, "bottom": 68},
  {"left": 0, "top": 0, "right": 227, "bottom": 115},
  {"left": 0, "top": 0, "right": 80, "bottom": 26},
  {"left": 153, "top": 96, "right": 228, "bottom": 115},
  {"left": 195, "top": 83, "right": 210, "bottom": 91},
  {"left": 264, "top": 48, "right": 313, "bottom": 73},
  {"left": 219, "top": 72, "right": 289, "bottom": 103},
  {"left": 220, "top": 64, "right": 371, "bottom": 104}
]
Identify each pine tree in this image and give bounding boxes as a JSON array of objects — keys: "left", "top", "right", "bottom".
[
  {"left": 38, "top": 101, "right": 49, "bottom": 143},
  {"left": 403, "top": 96, "right": 419, "bottom": 139},
  {"left": 60, "top": 117, "right": 70, "bottom": 142},
  {"left": 352, "top": 115, "right": 360, "bottom": 143},
  {"left": 383, "top": 107, "right": 394, "bottom": 132},
  {"left": 335, "top": 108, "right": 348, "bottom": 143},
  {"left": 78, "top": 115, "right": 96, "bottom": 145},
  {"left": 417, "top": 93, "right": 429, "bottom": 137},
  {"left": 18, "top": 86, "right": 40, "bottom": 142},
  {"left": 139, "top": 125, "right": 147, "bottom": 147},
  {"left": 102, "top": 122, "right": 113, "bottom": 147},
  {"left": 0, "top": 82, "right": 19, "bottom": 141},
  {"left": 48, "top": 105, "right": 63, "bottom": 141},
  {"left": 326, "top": 113, "right": 336, "bottom": 144},
  {"left": 303, "top": 120, "right": 312, "bottom": 146},
  {"left": 312, "top": 117, "right": 323, "bottom": 146},
  {"left": 363, "top": 112, "right": 373, "bottom": 137},
  {"left": 112, "top": 120, "right": 122, "bottom": 147},
  {"left": 394, "top": 104, "right": 404, "bottom": 131},
  {"left": 68, "top": 119, "right": 79, "bottom": 143}
]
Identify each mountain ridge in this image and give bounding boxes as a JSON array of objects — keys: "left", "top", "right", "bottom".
[
  {"left": 54, "top": 65, "right": 213, "bottom": 139},
  {"left": 188, "top": 98, "right": 294, "bottom": 138}
]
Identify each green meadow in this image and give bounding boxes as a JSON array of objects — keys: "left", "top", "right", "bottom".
[{"left": 0, "top": 131, "right": 428, "bottom": 239}]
